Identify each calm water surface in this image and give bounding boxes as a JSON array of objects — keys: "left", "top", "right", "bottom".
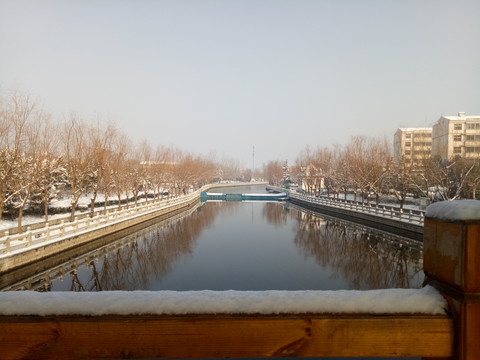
[{"left": 3, "top": 186, "right": 424, "bottom": 291}]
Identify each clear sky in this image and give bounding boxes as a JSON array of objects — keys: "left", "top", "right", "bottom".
[{"left": 1, "top": 0, "right": 479, "bottom": 168}]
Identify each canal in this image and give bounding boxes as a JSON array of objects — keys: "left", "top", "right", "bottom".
[{"left": 1, "top": 185, "right": 423, "bottom": 292}]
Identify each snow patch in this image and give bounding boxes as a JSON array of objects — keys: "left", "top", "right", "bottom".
[
  {"left": 426, "top": 200, "right": 480, "bottom": 221},
  {"left": 0, "top": 287, "right": 446, "bottom": 316}
]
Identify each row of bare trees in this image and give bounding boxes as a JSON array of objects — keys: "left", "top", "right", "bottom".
[
  {"left": 291, "top": 136, "right": 480, "bottom": 208},
  {"left": 1, "top": 92, "right": 241, "bottom": 231},
  {"left": 224, "top": 134, "right": 479, "bottom": 208}
]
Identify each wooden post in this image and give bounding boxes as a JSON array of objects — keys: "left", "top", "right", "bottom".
[{"left": 423, "top": 200, "right": 480, "bottom": 360}]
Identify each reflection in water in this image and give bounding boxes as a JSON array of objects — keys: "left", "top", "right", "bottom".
[
  {"left": 262, "top": 202, "right": 289, "bottom": 226},
  {"left": 2, "top": 200, "right": 423, "bottom": 292},
  {"left": 289, "top": 205, "right": 423, "bottom": 289}
]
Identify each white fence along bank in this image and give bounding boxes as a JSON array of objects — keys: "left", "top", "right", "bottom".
[{"left": 0, "top": 182, "right": 261, "bottom": 258}]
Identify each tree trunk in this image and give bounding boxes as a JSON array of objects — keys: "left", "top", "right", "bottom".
[
  {"left": 44, "top": 199, "right": 49, "bottom": 223},
  {"left": 17, "top": 206, "right": 24, "bottom": 233},
  {"left": 125, "top": 191, "right": 130, "bottom": 209},
  {"left": 117, "top": 192, "right": 122, "bottom": 210},
  {"left": 133, "top": 187, "right": 138, "bottom": 206},
  {"left": 104, "top": 190, "right": 109, "bottom": 213},
  {"left": 90, "top": 191, "right": 98, "bottom": 218},
  {"left": 70, "top": 198, "right": 80, "bottom": 222},
  {"left": 17, "top": 190, "right": 31, "bottom": 233}
]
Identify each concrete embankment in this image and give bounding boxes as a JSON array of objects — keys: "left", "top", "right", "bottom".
[
  {"left": 288, "top": 196, "right": 424, "bottom": 241},
  {"left": 0, "top": 182, "right": 266, "bottom": 275}
]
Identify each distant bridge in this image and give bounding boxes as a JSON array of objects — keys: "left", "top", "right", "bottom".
[{"left": 200, "top": 192, "right": 287, "bottom": 202}]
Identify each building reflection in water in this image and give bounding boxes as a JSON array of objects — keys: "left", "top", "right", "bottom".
[{"left": 2, "top": 201, "right": 423, "bottom": 292}]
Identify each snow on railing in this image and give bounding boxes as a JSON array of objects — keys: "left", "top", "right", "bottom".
[
  {"left": 0, "top": 182, "right": 255, "bottom": 256},
  {"left": 267, "top": 186, "right": 425, "bottom": 225},
  {"left": 0, "top": 192, "right": 195, "bottom": 256}
]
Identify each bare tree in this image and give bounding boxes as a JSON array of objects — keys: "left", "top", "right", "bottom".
[
  {"left": 333, "top": 145, "right": 351, "bottom": 201},
  {"left": 126, "top": 146, "right": 142, "bottom": 206},
  {"left": 30, "top": 113, "right": 66, "bottom": 222},
  {"left": 111, "top": 133, "right": 130, "bottom": 209},
  {"left": 139, "top": 139, "right": 152, "bottom": 203},
  {"left": 264, "top": 160, "right": 283, "bottom": 186},
  {"left": 0, "top": 92, "right": 34, "bottom": 220},
  {"left": 64, "top": 116, "right": 93, "bottom": 222},
  {"left": 365, "top": 137, "right": 391, "bottom": 207},
  {"left": 430, "top": 157, "right": 475, "bottom": 200},
  {"left": 410, "top": 153, "right": 435, "bottom": 200},
  {"left": 102, "top": 124, "right": 117, "bottom": 213},
  {"left": 87, "top": 122, "right": 117, "bottom": 217},
  {"left": 466, "top": 159, "right": 480, "bottom": 200},
  {"left": 348, "top": 136, "right": 390, "bottom": 206},
  {"left": 389, "top": 156, "right": 414, "bottom": 209}
]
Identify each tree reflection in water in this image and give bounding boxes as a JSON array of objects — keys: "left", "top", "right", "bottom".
[
  {"left": 93, "top": 203, "right": 228, "bottom": 291},
  {"left": 288, "top": 205, "right": 423, "bottom": 289},
  {"left": 6, "top": 201, "right": 423, "bottom": 292}
]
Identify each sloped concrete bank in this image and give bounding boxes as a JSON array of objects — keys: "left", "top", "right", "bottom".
[
  {"left": 0, "top": 203, "right": 202, "bottom": 289},
  {"left": 0, "top": 182, "right": 265, "bottom": 275},
  {"left": 288, "top": 196, "right": 424, "bottom": 242},
  {"left": 0, "top": 196, "right": 200, "bottom": 275}
]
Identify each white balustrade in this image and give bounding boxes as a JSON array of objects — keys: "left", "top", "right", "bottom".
[
  {"left": 0, "top": 188, "right": 209, "bottom": 256},
  {"left": 2, "top": 185, "right": 424, "bottom": 256},
  {"left": 280, "top": 186, "right": 424, "bottom": 226}
]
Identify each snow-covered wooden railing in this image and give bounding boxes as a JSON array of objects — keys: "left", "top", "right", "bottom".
[
  {"left": 0, "top": 288, "right": 452, "bottom": 359},
  {"left": 0, "top": 199, "right": 477, "bottom": 360}
]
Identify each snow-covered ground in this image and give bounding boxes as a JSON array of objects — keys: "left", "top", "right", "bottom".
[
  {"left": 0, "top": 286, "right": 446, "bottom": 315},
  {"left": 0, "top": 190, "right": 162, "bottom": 231}
]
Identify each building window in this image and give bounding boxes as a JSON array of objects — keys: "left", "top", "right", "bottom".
[
  {"left": 404, "top": 150, "right": 411, "bottom": 155},
  {"left": 466, "top": 135, "right": 480, "bottom": 141},
  {"left": 454, "top": 124, "right": 462, "bottom": 131},
  {"left": 453, "top": 147, "right": 462, "bottom": 154},
  {"left": 454, "top": 135, "right": 462, "bottom": 141},
  {"left": 466, "top": 147, "right": 480, "bottom": 153},
  {"left": 405, "top": 134, "right": 411, "bottom": 139},
  {"left": 405, "top": 142, "right": 411, "bottom": 147},
  {"left": 466, "top": 123, "right": 480, "bottom": 130}
]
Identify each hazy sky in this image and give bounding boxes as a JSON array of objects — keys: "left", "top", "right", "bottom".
[{"left": 1, "top": 0, "right": 479, "bottom": 168}]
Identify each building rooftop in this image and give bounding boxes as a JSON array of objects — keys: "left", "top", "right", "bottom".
[
  {"left": 441, "top": 112, "right": 480, "bottom": 121},
  {"left": 397, "top": 128, "right": 432, "bottom": 132}
]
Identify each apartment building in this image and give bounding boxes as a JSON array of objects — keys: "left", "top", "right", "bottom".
[
  {"left": 432, "top": 112, "right": 480, "bottom": 161},
  {"left": 394, "top": 128, "right": 432, "bottom": 163}
]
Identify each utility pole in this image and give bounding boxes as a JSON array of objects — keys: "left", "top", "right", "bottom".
[{"left": 252, "top": 145, "right": 255, "bottom": 180}]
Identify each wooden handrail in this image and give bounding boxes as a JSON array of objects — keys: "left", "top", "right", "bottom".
[
  {"left": 0, "top": 199, "right": 478, "bottom": 359},
  {"left": 0, "top": 314, "right": 452, "bottom": 359}
]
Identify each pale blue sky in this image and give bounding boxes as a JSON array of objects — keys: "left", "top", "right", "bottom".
[{"left": 1, "top": 0, "right": 479, "bottom": 168}]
